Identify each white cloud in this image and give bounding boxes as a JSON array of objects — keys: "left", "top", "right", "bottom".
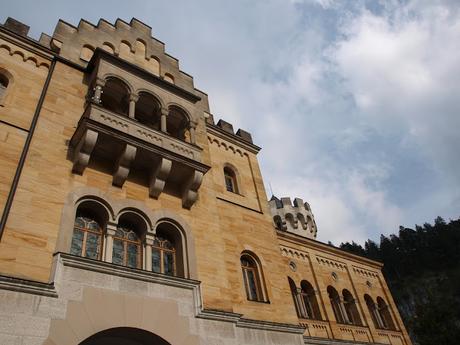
[{"left": 3, "top": 0, "right": 459, "bottom": 245}]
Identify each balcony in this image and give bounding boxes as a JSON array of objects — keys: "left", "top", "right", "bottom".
[
  {"left": 299, "top": 318, "right": 332, "bottom": 339},
  {"left": 69, "top": 102, "right": 210, "bottom": 208}
]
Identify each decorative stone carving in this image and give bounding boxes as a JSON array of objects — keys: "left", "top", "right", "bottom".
[
  {"left": 149, "top": 157, "right": 172, "bottom": 198},
  {"left": 71, "top": 129, "right": 98, "bottom": 175},
  {"left": 182, "top": 170, "right": 204, "bottom": 209},
  {"left": 112, "top": 143, "right": 137, "bottom": 187},
  {"left": 69, "top": 101, "right": 209, "bottom": 209}
]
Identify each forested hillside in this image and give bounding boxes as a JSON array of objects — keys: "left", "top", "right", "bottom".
[{"left": 340, "top": 217, "right": 460, "bottom": 345}]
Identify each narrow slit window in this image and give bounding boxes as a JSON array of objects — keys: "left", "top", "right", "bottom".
[{"left": 224, "top": 167, "right": 238, "bottom": 193}]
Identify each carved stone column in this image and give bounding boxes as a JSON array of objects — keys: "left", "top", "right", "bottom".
[
  {"left": 149, "top": 158, "right": 172, "bottom": 199},
  {"left": 189, "top": 122, "right": 197, "bottom": 145},
  {"left": 72, "top": 129, "right": 98, "bottom": 175},
  {"left": 128, "top": 93, "right": 139, "bottom": 119},
  {"left": 144, "top": 233, "right": 155, "bottom": 271},
  {"left": 160, "top": 108, "right": 168, "bottom": 133},
  {"left": 104, "top": 224, "right": 117, "bottom": 263},
  {"left": 91, "top": 78, "right": 105, "bottom": 104},
  {"left": 113, "top": 144, "right": 137, "bottom": 187},
  {"left": 339, "top": 297, "right": 350, "bottom": 324},
  {"left": 296, "top": 288, "right": 308, "bottom": 318},
  {"left": 182, "top": 170, "right": 204, "bottom": 209}
]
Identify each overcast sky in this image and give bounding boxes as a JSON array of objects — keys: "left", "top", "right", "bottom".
[{"left": 3, "top": 0, "right": 459, "bottom": 245}]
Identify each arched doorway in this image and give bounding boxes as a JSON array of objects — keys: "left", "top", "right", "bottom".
[{"left": 79, "top": 327, "right": 171, "bottom": 345}]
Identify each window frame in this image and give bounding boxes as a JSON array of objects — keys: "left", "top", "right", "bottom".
[
  {"left": 240, "top": 253, "right": 267, "bottom": 303},
  {"left": 151, "top": 236, "right": 177, "bottom": 276},
  {"left": 112, "top": 226, "right": 143, "bottom": 269},
  {"left": 0, "top": 69, "right": 12, "bottom": 106},
  {"left": 71, "top": 215, "right": 104, "bottom": 260},
  {"left": 223, "top": 165, "right": 239, "bottom": 194}
]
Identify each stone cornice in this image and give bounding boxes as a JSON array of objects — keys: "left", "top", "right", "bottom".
[
  {"left": 303, "top": 337, "right": 384, "bottom": 345},
  {"left": 237, "top": 318, "right": 305, "bottom": 334},
  {"left": 277, "top": 231, "right": 383, "bottom": 269},
  {"left": 206, "top": 124, "right": 261, "bottom": 154},
  {"left": 58, "top": 252, "right": 200, "bottom": 290},
  {"left": 0, "top": 25, "right": 54, "bottom": 60},
  {"left": 0, "top": 274, "right": 57, "bottom": 298},
  {"left": 304, "top": 336, "right": 387, "bottom": 345}
]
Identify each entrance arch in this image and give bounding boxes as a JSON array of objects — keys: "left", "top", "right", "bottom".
[{"left": 80, "top": 327, "right": 171, "bottom": 345}]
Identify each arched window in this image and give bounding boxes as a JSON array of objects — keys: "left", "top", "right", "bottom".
[
  {"left": 285, "top": 213, "right": 296, "bottom": 229},
  {"left": 273, "top": 215, "right": 284, "bottom": 230},
  {"left": 241, "top": 253, "right": 265, "bottom": 302},
  {"left": 135, "top": 92, "right": 161, "bottom": 130},
  {"left": 365, "top": 294, "right": 384, "bottom": 329},
  {"left": 343, "top": 289, "right": 362, "bottom": 325},
  {"left": 223, "top": 166, "right": 238, "bottom": 193},
  {"left": 152, "top": 221, "right": 184, "bottom": 277},
  {"left": 288, "top": 277, "right": 301, "bottom": 317},
  {"left": 167, "top": 106, "right": 189, "bottom": 141},
  {"left": 151, "top": 236, "right": 175, "bottom": 275},
  {"left": 112, "top": 212, "right": 145, "bottom": 269},
  {"left": 327, "top": 286, "right": 346, "bottom": 323},
  {"left": 301, "top": 280, "right": 322, "bottom": 320},
  {"left": 100, "top": 77, "right": 130, "bottom": 116},
  {"left": 0, "top": 72, "right": 10, "bottom": 102},
  {"left": 377, "top": 297, "right": 396, "bottom": 330},
  {"left": 70, "top": 200, "right": 107, "bottom": 260}
]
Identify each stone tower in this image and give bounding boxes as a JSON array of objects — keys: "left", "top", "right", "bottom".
[{"left": 269, "top": 196, "right": 317, "bottom": 239}]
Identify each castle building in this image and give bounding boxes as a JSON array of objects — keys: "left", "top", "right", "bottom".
[{"left": 0, "top": 17, "right": 412, "bottom": 345}]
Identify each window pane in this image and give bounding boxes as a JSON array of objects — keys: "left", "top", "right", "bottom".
[
  {"left": 85, "top": 232, "right": 100, "bottom": 259},
  {"left": 127, "top": 243, "right": 139, "bottom": 268},
  {"left": 225, "top": 176, "right": 234, "bottom": 192},
  {"left": 164, "top": 251, "right": 174, "bottom": 275},
  {"left": 87, "top": 220, "right": 100, "bottom": 232},
  {"left": 247, "top": 270, "right": 258, "bottom": 301},
  {"left": 127, "top": 231, "right": 138, "bottom": 241},
  {"left": 112, "top": 239, "right": 124, "bottom": 265},
  {"left": 152, "top": 248, "right": 161, "bottom": 273},
  {"left": 70, "top": 229, "right": 84, "bottom": 256},
  {"left": 74, "top": 217, "right": 85, "bottom": 228}
]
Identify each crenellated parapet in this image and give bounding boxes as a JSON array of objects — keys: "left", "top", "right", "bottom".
[
  {"left": 47, "top": 18, "right": 196, "bottom": 93},
  {"left": 269, "top": 196, "right": 317, "bottom": 239}
]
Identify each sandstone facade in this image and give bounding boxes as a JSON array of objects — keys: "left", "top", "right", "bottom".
[{"left": 0, "top": 16, "right": 412, "bottom": 345}]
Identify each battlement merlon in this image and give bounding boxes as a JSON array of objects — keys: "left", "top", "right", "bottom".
[
  {"left": 269, "top": 196, "right": 317, "bottom": 239},
  {"left": 49, "top": 17, "right": 197, "bottom": 94}
]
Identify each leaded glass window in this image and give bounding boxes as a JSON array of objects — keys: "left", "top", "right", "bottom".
[
  {"left": 113, "top": 225, "right": 142, "bottom": 269},
  {"left": 151, "top": 236, "right": 176, "bottom": 276},
  {"left": 241, "top": 255, "right": 264, "bottom": 302},
  {"left": 70, "top": 215, "right": 103, "bottom": 260}
]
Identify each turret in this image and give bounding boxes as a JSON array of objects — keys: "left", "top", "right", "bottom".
[{"left": 269, "top": 196, "right": 317, "bottom": 239}]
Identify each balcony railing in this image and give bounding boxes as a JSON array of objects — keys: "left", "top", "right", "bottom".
[
  {"left": 299, "top": 318, "right": 332, "bottom": 339},
  {"left": 69, "top": 102, "right": 210, "bottom": 208}
]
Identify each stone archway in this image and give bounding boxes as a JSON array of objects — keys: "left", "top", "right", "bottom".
[
  {"left": 43, "top": 286, "right": 200, "bottom": 345},
  {"left": 79, "top": 327, "right": 171, "bottom": 345}
]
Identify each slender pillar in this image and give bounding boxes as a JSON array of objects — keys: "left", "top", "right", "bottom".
[
  {"left": 104, "top": 224, "right": 117, "bottom": 263},
  {"left": 339, "top": 297, "right": 350, "bottom": 323},
  {"left": 128, "top": 93, "right": 138, "bottom": 119},
  {"left": 296, "top": 288, "right": 307, "bottom": 318},
  {"left": 91, "top": 78, "right": 105, "bottom": 104},
  {"left": 145, "top": 234, "right": 155, "bottom": 271},
  {"left": 189, "top": 123, "right": 197, "bottom": 144},
  {"left": 160, "top": 108, "right": 168, "bottom": 132}
]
